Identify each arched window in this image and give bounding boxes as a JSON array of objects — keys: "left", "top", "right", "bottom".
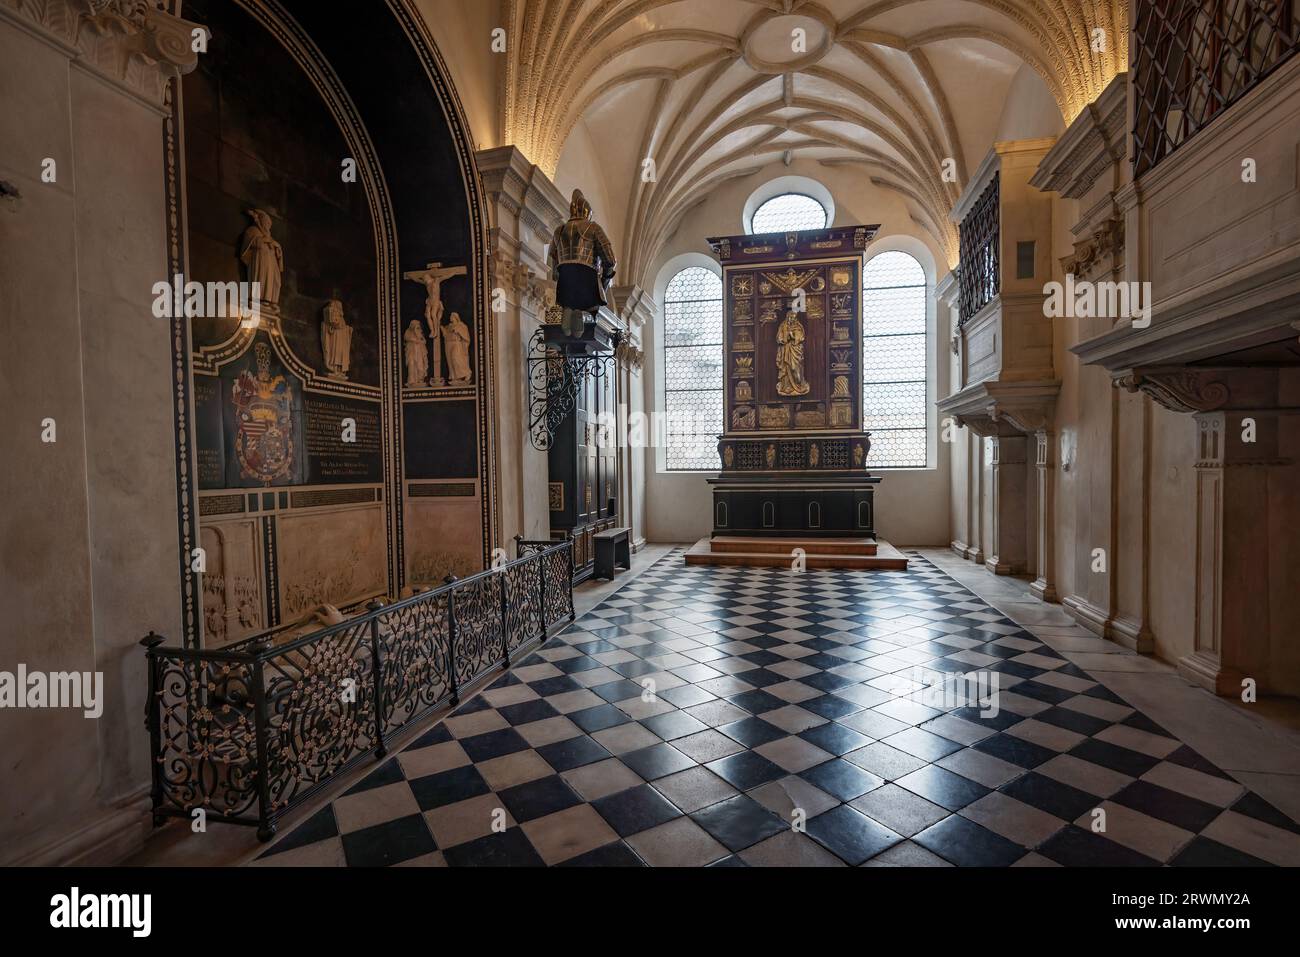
[
  {"left": 750, "top": 193, "right": 828, "bottom": 233},
  {"left": 862, "top": 251, "right": 929, "bottom": 468},
  {"left": 662, "top": 266, "right": 724, "bottom": 470}
]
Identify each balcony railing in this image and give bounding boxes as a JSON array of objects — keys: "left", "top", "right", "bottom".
[
  {"left": 141, "top": 540, "right": 574, "bottom": 841},
  {"left": 958, "top": 174, "right": 1000, "bottom": 326},
  {"left": 1134, "top": 0, "right": 1300, "bottom": 176}
]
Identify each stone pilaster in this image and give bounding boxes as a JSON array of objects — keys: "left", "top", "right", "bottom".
[
  {"left": 1112, "top": 367, "right": 1300, "bottom": 695},
  {"left": 1030, "top": 429, "right": 1058, "bottom": 601},
  {"left": 1183, "top": 410, "right": 1288, "bottom": 695},
  {"left": 1, "top": 0, "right": 198, "bottom": 866},
  {"left": 476, "top": 145, "right": 567, "bottom": 544},
  {"left": 986, "top": 434, "right": 1029, "bottom": 575},
  {"left": 938, "top": 381, "right": 1057, "bottom": 577},
  {"left": 611, "top": 285, "right": 650, "bottom": 551}
]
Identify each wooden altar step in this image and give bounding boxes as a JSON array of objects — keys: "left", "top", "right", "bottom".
[{"left": 685, "top": 537, "right": 908, "bottom": 570}]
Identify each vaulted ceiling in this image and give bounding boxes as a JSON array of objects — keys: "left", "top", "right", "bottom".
[{"left": 500, "top": 0, "right": 1127, "bottom": 284}]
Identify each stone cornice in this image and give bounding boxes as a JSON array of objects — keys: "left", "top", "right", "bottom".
[
  {"left": 1072, "top": 254, "right": 1300, "bottom": 370},
  {"left": 1029, "top": 74, "right": 1127, "bottom": 198},
  {"left": 937, "top": 379, "right": 1061, "bottom": 437},
  {"left": 593, "top": 303, "right": 626, "bottom": 340},
  {"left": 475, "top": 145, "right": 567, "bottom": 236},
  {"left": 2, "top": 0, "right": 200, "bottom": 109},
  {"left": 951, "top": 149, "right": 999, "bottom": 225}
]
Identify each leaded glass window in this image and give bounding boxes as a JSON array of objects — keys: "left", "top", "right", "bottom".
[
  {"left": 863, "top": 251, "right": 929, "bottom": 468},
  {"left": 662, "top": 266, "right": 724, "bottom": 470},
  {"left": 751, "top": 193, "right": 828, "bottom": 233}
]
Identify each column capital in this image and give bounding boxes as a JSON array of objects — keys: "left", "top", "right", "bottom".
[
  {"left": 1192, "top": 411, "right": 1289, "bottom": 468},
  {"left": 2, "top": 0, "right": 201, "bottom": 109},
  {"left": 487, "top": 248, "right": 552, "bottom": 308},
  {"left": 609, "top": 284, "right": 652, "bottom": 349},
  {"left": 934, "top": 269, "right": 960, "bottom": 309}
]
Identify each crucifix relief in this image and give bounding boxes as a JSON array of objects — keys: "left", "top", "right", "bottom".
[{"left": 403, "top": 261, "right": 467, "bottom": 386}]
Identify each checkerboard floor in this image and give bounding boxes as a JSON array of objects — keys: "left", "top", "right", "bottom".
[{"left": 254, "top": 551, "right": 1300, "bottom": 867}]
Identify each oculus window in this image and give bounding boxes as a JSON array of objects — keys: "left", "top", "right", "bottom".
[{"left": 750, "top": 193, "right": 828, "bottom": 232}]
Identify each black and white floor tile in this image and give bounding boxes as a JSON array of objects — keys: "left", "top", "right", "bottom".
[{"left": 254, "top": 551, "right": 1300, "bottom": 867}]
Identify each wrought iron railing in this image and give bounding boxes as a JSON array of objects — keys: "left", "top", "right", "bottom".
[
  {"left": 1134, "top": 0, "right": 1300, "bottom": 176},
  {"left": 516, "top": 533, "right": 577, "bottom": 589},
  {"left": 958, "top": 173, "right": 999, "bottom": 326},
  {"left": 141, "top": 540, "right": 574, "bottom": 841}
]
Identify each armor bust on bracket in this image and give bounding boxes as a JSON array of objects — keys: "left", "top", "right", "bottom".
[{"left": 548, "top": 189, "right": 617, "bottom": 339}]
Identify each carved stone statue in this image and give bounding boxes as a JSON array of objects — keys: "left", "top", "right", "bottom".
[
  {"left": 239, "top": 208, "right": 283, "bottom": 305},
  {"left": 403, "top": 261, "right": 466, "bottom": 386},
  {"left": 320, "top": 299, "right": 352, "bottom": 379},
  {"left": 548, "top": 189, "right": 616, "bottom": 337},
  {"left": 775, "top": 309, "right": 810, "bottom": 397},
  {"left": 403, "top": 319, "right": 428, "bottom": 387},
  {"left": 443, "top": 312, "right": 472, "bottom": 384}
]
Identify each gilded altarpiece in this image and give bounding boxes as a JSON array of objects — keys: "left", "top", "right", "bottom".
[{"left": 706, "top": 226, "right": 883, "bottom": 537}]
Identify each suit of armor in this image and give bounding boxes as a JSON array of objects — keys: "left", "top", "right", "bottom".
[{"left": 549, "top": 189, "right": 617, "bottom": 336}]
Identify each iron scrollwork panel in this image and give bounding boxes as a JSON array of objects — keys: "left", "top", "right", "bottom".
[
  {"left": 504, "top": 560, "right": 542, "bottom": 654},
  {"left": 153, "top": 655, "right": 260, "bottom": 820},
  {"left": 260, "top": 622, "right": 376, "bottom": 815},
  {"left": 543, "top": 548, "right": 573, "bottom": 625},
  {"left": 376, "top": 594, "right": 451, "bottom": 734},
  {"left": 451, "top": 574, "right": 505, "bottom": 689},
  {"left": 143, "top": 541, "right": 576, "bottom": 836},
  {"left": 526, "top": 329, "right": 617, "bottom": 450}
]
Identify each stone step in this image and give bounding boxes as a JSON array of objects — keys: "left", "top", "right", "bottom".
[
  {"left": 708, "top": 535, "right": 878, "bottom": 556},
  {"left": 684, "top": 538, "right": 909, "bottom": 570}
]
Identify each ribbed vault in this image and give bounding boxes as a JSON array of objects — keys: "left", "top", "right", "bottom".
[{"left": 500, "top": 0, "right": 1127, "bottom": 285}]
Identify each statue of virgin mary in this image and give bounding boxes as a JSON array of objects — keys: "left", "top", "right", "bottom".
[{"left": 775, "top": 309, "right": 810, "bottom": 397}]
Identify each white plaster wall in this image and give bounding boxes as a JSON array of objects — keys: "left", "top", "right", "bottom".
[
  {"left": 413, "top": 0, "right": 501, "bottom": 151},
  {"left": 1147, "top": 407, "right": 1199, "bottom": 666},
  {"left": 0, "top": 23, "right": 102, "bottom": 859},
  {"left": 554, "top": 118, "right": 621, "bottom": 248},
  {"left": 0, "top": 24, "right": 180, "bottom": 863},
  {"left": 641, "top": 161, "right": 953, "bottom": 546},
  {"left": 995, "top": 65, "right": 1066, "bottom": 142}
]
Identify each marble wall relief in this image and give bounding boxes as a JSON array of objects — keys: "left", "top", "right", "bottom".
[
  {"left": 176, "top": 0, "right": 496, "bottom": 645},
  {"left": 403, "top": 262, "right": 472, "bottom": 391}
]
